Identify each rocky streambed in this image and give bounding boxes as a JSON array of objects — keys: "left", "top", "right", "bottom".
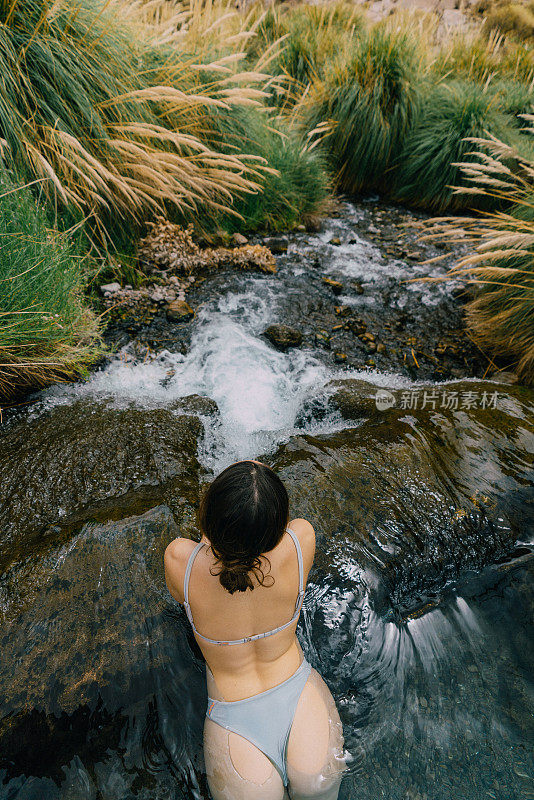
[
  {"left": 98, "top": 199, "right": 501, "bottom": 385},
  {"left": 0, "top": 199, "right": 532, "bottom": 800}
]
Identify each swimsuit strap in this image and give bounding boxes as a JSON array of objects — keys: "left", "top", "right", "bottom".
[
  {"left": 183, "top": 540, "right": 205, "bottom": 629},
  {"left": 285, "top": 526, "right": 305, "bottom": 613},
  {"left": 183, "top": 527, "right": 306, "bottom": 646}
]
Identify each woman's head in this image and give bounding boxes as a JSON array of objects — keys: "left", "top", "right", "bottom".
[{"left": 199, "top": 460, "right": 289, "bottom": 594}]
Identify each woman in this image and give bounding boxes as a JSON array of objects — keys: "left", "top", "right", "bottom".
[{"left": 164, "top": 460, "right": 346, "bottom": 800}]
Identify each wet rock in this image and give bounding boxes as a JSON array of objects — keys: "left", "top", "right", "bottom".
[
  {"left": 0, "top": 402, "right": 203, "bottom": 565},
  {"left": 263, "top": 324, "right": 303, "bottom": 351},
  {"left": 329, "top": 236, "right": 341, "bottom": 246},
  {"left": 490, "top": 371, "right": 519, "bottom": 385},
  {"left": 351, "top": 281, "right": 364, "bottom": 295},
  {"left": 231, "top": 232, "right": 248, "bottom": 246},
  {"left": 327, "top": 378, "right": 381, "bottom": 420},
  {"left": 169, "top": 394, "right": 219, "bottom": 417},
  {"left": 335, "top": 305, "right": 352, "bottom": 317},
  {"left": 166, "top": 299, "right": 194, "bottom": 322},
  {"left": 346, "top": 317, "right": 367, "bottom": 336},
  {"left": 271, "top": 378, "right": 532, "bottom": 617},
  {"left": 334, "top": 352, "right": 347, "bottom": 364},
  {"left": 322, "top": 277, "right": 343, "bottom": 295},
  {"left": 99, "top": 282, "right": 121, "bottom": 295},
  {"left": 263, "top": 235, "right": 288, "bottom": 254},
  {"left": 376, "top": 343, "right": 387, "bottom": 354},
  {"left": 315, "top": 330, "right": 331, "bottom": 348}
]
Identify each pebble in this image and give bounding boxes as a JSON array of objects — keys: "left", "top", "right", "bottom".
[
  {"left": 346, "top": 318, "right": 366, "bottom": 335},
  {"left": 231, "top": 232, "right": 248, "bottom": 246},
  {"left": 99, "top": 282, "right": 121, "bottom": 294},
  {"left": 322, "top": 277, "right": 343, "bottom": 295},
  {"left": 166, "top": 299, "right": 194, "bottom": 322},
  {"left": 335, "top": 305, "right": 351, "bottom": 317}
]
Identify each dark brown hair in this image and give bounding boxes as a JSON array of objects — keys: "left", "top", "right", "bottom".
[{"left": 199, "top": 461, "right": 289, "bottom": 594}]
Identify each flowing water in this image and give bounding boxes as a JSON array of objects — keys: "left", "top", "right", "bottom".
[{"left": 1, "top": 208, "right": 533, "bottom": 800}]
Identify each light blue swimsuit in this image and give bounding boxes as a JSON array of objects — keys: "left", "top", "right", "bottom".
[{"left": 183, "top": 527, "right": 311, "bottom": 786}]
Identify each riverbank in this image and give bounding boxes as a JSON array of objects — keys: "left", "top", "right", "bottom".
[{"left": 1, "top": 0, "right": 533, "bottom": 401}]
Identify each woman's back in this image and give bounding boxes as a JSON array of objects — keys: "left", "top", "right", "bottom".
[{"left": 165, "top": 518, "right": 315, "bottom": 700}]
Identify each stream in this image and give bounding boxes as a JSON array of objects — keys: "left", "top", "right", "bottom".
[{"left": 0, "top": 205, "right": 533, "bottom": 800}]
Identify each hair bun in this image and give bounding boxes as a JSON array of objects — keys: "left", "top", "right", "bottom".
[{"left": 217, "top": 559, "right": 255, "bottom": 594}]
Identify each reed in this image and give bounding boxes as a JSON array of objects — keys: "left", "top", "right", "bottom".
[
  {"left": 0, "top": 172, "right": 102, "bottom": 401},
  {"left": 422, "top": 124, "right": 534, "bottom": 383},
  {"left": 0, "top": 0, "right": 266, "bottom": 243}
]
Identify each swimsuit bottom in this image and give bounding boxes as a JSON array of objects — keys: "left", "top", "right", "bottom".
[{"left": 206, "top": 658, "right": 312, "bottom": 786}]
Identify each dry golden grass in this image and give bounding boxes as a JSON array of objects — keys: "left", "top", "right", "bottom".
[{"left": 421, "top": 120, "right": 534, "bottom": 382}]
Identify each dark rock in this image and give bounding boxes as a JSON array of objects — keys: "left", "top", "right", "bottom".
[
  {"left": 334, "top": 352, "right": 347, "bottom": 364},
  {"left": 327, "top": 378, "right": 380, "bottom": 420},
  {"left": 169, "top": 394, "right": 219, "bottom": 416},
  {"left": 346, "top": 317, "right": 367, "bottom": 336},
  {"left": 263, "top": 324, "right": 303, "bottom": 351},
  {"left": 166, "top": 299, "right": 194, "bottom": 322},
  {"left": 0, "top": 402, "right": 203, "bottom": 565},
  {"left": 315, "top": 330, "right": 331, "bottom": 348},
  {"left": 335, "top": 305, "right": 351, "bottom": 317},
  {"left": 322, "top": 277, "right": 343, "bottom": 295},
  {"left": 263, "top": 235, "right": 288, "bottom": 254},
  {"left": 351, "top": 281, "right": 364, "bottom": 295}
]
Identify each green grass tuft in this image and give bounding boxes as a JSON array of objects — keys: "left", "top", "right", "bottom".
[
  {"left": 0, "top": 170, "right": 102, "bottom": 401},
  {"left": 392, "top": 81, "right": 521, "bottom": 211},
  {"left": 304, "top": 26, "right": 422, "bottom": 193}
]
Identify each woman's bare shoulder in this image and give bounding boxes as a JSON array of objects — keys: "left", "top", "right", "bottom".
[
  {"left": 164, "top": 537, "right": 198, "bottom": 603},
  {"left": 287, "top": 518, "right": 316, "bottom": 565}
]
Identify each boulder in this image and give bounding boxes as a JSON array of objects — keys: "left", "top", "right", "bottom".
[
  {"left": 169, "top": 394, "right": 219, "bottom": 417},
  {"left": 0, "top": 401, "right": 203, "bottom": 567},
  {"left": 263, "top": 324, "right": 303, "bottom": 351}
]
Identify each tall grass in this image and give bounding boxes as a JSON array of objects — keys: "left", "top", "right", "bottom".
[
  {"left": 434, "top": 28, "right": 534, "bottom": 83},
  {"left": 0, "top": 172, "right": 102, "bottom": 400},
  {"left": 304, "top": 25, "right": 422, "bottom": 193},
  {"left": 392, "top": 81, "right": 521, "bottom": 211},
  {"left": 247, "top": 2, "right": 365, "bottom": 102},
  {"left": 0, "top": 0, "right": 267, "bottom": 243},
  {"left": 422, "top": 125, "right": 534, "bottom": 383},
  {"left": 205, "top": 106, "right": 329, "bottom": 232}
]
